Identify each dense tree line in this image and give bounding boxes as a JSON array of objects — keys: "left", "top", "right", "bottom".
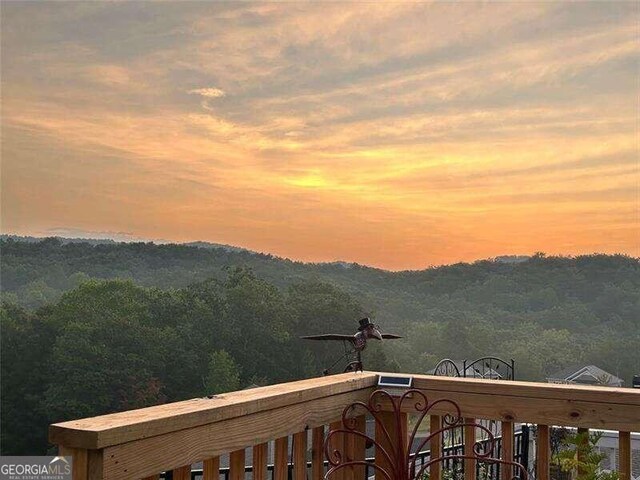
[
  {"left": 1, "top": 238, "right": 639, "bottom": 454},
  {"left": 1, "top": 270, "right": 396, "bottom": 454}
]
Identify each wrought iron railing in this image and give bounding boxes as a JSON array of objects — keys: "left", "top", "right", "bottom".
[{"left": 431, "top": 357, "right": 515, "bottom": 381}]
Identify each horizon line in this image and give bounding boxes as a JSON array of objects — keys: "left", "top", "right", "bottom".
[{"left": 2, "top": 232, "right": 637, "bottom": 273}]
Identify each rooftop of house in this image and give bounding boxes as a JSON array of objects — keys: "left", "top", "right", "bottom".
[{"left": 547, "top": 364, "right": 624, "bottom": 386}]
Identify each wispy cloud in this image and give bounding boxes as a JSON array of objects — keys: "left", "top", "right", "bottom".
[{"left": 188, "top": 87, "right": 226, "bottom": 98}]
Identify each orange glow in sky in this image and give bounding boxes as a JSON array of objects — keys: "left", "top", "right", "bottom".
[{"left": 1, "top": 2, "right": 638, "bottom": 270}]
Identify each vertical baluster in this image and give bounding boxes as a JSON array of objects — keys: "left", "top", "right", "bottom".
[
  {"left": 375, "top": 411, "right": 407, "bottom": 480},
  {"left": 312, "top": 427, "right": 325, "bottom": 480},
  {"left": 275, "top": 436, "right": 289, "bottom": 480},
  {"left": 619, "top": 431, "right": 631, "bottom": 480},
  {"left": 345, "top": 415, "right": 366, "bottom": 480},
  {"left": 293, "top": 431, "right": 308, "bottom": 480},
  {"left": 253, "top": 444, "right": 268, "bottom": 480},
  {"left": 203, "top": 457, "right": 220, "bottom": 480},
  {"left": 329, "top": 421, "right": 345, "bottom": 480},
  {"left": 501, "top": 421, "right": 514, "bottom": 480},
  {"left": 618, "top": 432, "right": 631, "bottom": 480},
  {"left": 230, "top": 450, "right": 245, "bottom": 480},
  {"left": 173, "top": 465, "right": 191, "bottom": 480},
  {"left": 536, "top": 425, "right": 550, "bottom": 480},
  {"left": 430, "top": 415, "right": 443, "bottom": 480},
  {"left": 463, "top": 418, "right": 476, "bottom": 480}
]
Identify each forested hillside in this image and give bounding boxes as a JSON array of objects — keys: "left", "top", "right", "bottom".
[{"left": 1, "top": 237, "right": 639, "bottom": 454}]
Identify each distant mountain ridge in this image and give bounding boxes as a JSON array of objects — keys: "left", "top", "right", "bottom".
[
  {"left": 1, "top": 234, "right": 530, "bottom": 269},
  {"left": 0, "top": 234, "right": 391, "bottom": 270},
  {"left": 494, "top": 255, "right": 531, "bottom": 264},
  {"left": 1, "top": 234, "right": 249, "bottom": 254},
  {"left": 1, "top": 234, "right": 117, "bottom": 245},
  {"left": 182, "top": 241, "right": 248, "bottom": 253},
  {"left": 2, "top": 235, "right": 638, "bottom": 324}
]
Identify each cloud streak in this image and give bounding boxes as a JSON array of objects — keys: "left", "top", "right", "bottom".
[{"left": 188, "top": 87, "right": 226, "bottom": 98}]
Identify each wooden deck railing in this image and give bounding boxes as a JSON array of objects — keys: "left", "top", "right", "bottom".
[{"left": 50, "top": 372, "right": 640, "bottom": 480}]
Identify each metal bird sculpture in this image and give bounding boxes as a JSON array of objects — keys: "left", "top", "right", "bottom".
[{"left": 302, "top": 317, "right": 402, "bottom": 374}]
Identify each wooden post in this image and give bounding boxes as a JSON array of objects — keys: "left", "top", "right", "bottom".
[
  {"left": 430, "top": 415, "right": 443, "bottom": 480},
  {"left": 253, "top": 444, "right": 268, "bottom": 480},
  {"left": 293, "top": 431, "right": 308, "bottom": 480},
  {"left": 73, "top": 449, "right": 88, "bottom": 480},
  {"left": 85, "top": 451, "right": 103, "bottom": 480},
  {"left": 312, "top": 427, "right": 325, "bottom": 480},
  {"left": 536, "top": 425, "right": 550, "bottom": 480},
  {"left": 58, "top": 446, "right": 85, "bottom": 480},
  {"left": 203, "top": 457, "right": 220, "bottom": 480},
  {"left": 375, "top": 411, "right": 407, "bottom": 480},
  {"left": 619, "top": 431, "right": 631, "bottom": 480},
  {"left": 501, "top": 421, "right": 514, "bottom": 480},
  {"left": 275, "top": 436, "right": 289, "bottom": 480},
  {"left": 464, "top": 418, "right": 476, "bottom": 480},
  {"left": 59, "top": 446, "right": 104, "bottom": 480}
]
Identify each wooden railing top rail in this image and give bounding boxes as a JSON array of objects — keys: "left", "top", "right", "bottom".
[
  {"left": 409, "top": 373, "right": 639, "bottom": 403},
  {"left": 50, "top": 371, "right": 640, "bottom": 452},
  {"left": 407, "top": 373, "right": 640, "bottom": 432},
  {"left": 49, "top": 372, "right": 378, "bottom": 450}
]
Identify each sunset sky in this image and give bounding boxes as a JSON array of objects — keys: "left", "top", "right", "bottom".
[{"left": 1, "top": 2, "right": 638, "bottom": 270}]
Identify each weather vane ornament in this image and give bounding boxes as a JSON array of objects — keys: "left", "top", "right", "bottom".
[{"left": 302, "top": 317, "right": 401, "bottom": 374}]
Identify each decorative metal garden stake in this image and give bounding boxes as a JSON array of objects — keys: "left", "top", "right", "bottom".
[
  {"left": 324, "top": 389, "right": 528, "bottom": 480},
  {"left": 302, "top": 317, "right": 402, "bottom": 374}
]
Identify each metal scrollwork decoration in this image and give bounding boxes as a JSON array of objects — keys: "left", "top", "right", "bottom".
[
  {"left": 432, "top": 359, "right": 462, "bottom": 378},
  {"left": 324, "top": 389, "right": 528, "bottom": 480},
  {"left": 463, "top": 357, "right": 515, "bottom": 381}
]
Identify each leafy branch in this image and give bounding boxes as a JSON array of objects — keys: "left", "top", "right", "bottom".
[{"left": 553, "top": 431, "right": 618, "bottom": 480}]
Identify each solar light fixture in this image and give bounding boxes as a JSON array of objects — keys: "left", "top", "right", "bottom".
[{"left": 377, "top": 374, "right": 414, "bottom": 396}]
